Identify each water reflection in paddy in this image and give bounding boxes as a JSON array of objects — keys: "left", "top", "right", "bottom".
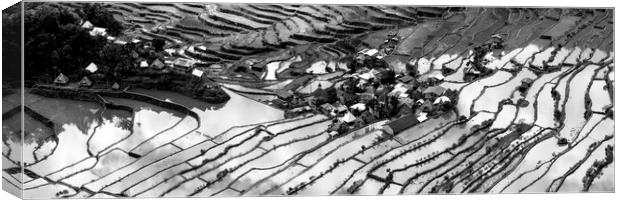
[
  {"left": 22, "top": 95, "right": 133, "bottom": 176},
  {"left": 129, "top": 88, "right": 285, "bottom": 138},
  {"left": 16, "top": 86, "right": 275, "bottom": 166}
]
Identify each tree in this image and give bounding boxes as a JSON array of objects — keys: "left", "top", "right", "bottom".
[
  {"left": 22, "top": 3, "right": 126, "bottom": 83},
  {"left": 24, "top": 3, "right": 101, "bottom": 80},
  {"left": 379, "top": 69, "right": 396, "bottom": 84},
  {"left": 319, "top": 87, "right": 338, "bottom": 104},
  {"left": 3, "top": 3, "right": 22, "bottom": 87},
  {"left": 78, "top": 3, "right": 123, "bottom": 36},
  {"left": 516, "top": 99, "right": 530, "bottom": 107},
  {"left": 99, "top": 43, "right": 131, "bottom": 78},
  {"left": 337, "top": 123, "right": 349, "bottom": 135},
  {"left": 152, "top": 38, "right": 166, "bottom": 52}
]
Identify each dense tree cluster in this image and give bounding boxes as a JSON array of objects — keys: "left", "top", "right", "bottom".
[
  {"left": 22, "top": 3, "right": 125, "bottom": 83},
  {"left": 2, "top": 3, "right": 21, "bottom": 87},
  {"left": 182, "top": 77, "right": 230, "bottom": 103},
  {"left": 581, "top": 144, "right": 613, "bottom": 191},
  {"left": 77, "top": 3, "right": 123, "bottom": 36}
]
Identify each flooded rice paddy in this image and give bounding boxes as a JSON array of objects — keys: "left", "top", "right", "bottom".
[{"left": 3, "top": 5, "right": 614, "bottom": 198}]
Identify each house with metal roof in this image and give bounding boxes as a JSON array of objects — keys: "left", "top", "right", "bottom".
[
  {"left": 151, "top": 59, "right": 165, "bottom": 69},
  {"left": 85, "top": 62, "right": 98, "bottom": 73},
  {"left": 81, "top": 21, "right": 93, "bottom": 29},
  {"left": 382, "top": 114, "right": 419, "bottom": 135},
  {"left": 423, "top": 86, "right": 446, "bottom": 99},
  {"left": 89, "top": 27, "right": 107, "bottom": 37}
]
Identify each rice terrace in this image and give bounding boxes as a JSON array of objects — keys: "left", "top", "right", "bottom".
[{"left": 1, "top": 1, "right": 615, "bottom": 198}]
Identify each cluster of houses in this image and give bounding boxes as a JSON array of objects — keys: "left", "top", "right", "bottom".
[
  {"left": 278, "top": 47, "right": 457, "bottom": 136},
  {"left": 53, "top": 61, "right": 120, "bottom": 89},
  {"left": 52, "top": 20, "right": 209, "bottom": 89}
]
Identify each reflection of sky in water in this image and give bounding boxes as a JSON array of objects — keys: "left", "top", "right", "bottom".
[
  {"left": 194, "top": 88, "right": 284, "bottom": 137},
  {"left": 128, "top": 88, "right": 284, "bottom": 138},
  {"left": 28, "top": 123, "right": 91, "bottom": 175}
]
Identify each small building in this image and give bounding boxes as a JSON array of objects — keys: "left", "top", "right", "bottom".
[
  {"left": 151, "top": 59, "right": 165, "bottom": 69},
  {"left": 113, "top": 40, "right": 127, "bottom": 45},
  {"left": 140, "top": 60, "right": 149, "bottom": 68},
  {"left": 290, "top": 106, "right": 313, "bottom": 113},
  {"left": 432, "top": 74, "right": 445, "bottom": 81},
  {"left": 111, "top": 82, "right": 121, "bottom": 90},
  {"left": 358, "top": 72, "right": 375, "bottom": 81},
  {"left": 398, "top": 75, "right": 415, "bottom": 83},
  {"left": 81, "top": 21, "right": 94, "bottom": 29},
  {"left": 417, "top": 112, "right": 428, "bottom": 122},
  {"left": 85, "top": 62, "right": 98, "bottom": 73},
  {"left": 382, "top": 114, "right": 419, "bottom": 135},
  {"left": 89, "top": 27, "right": 107, "bottom": 37},
  {"left": 320, "top": 103, "right": 337, "bottom": 116},
  {"left": 364, "top": 49, "right": 379, "bottom": 57},
  {"left": 388, "top": 83, "right": 411, "bottom": 98},
  {"left": 433, "top": 96, "right": 451, "bottom": 105},
  {"left": 164, "top": 48, "right": 176, "bottom": 56},
  {"left": 350, "top": 103, "right": 366, "bottom": 111},
  {"left": 271, "top": 98, "right": 289, "bottom": 108},
  {"left": 54, "top": 73, "right": 69, "bottom": 85},
  {"left": 172, "top": 58, "right": 195, "bottom": 70},
  {"left": 423, "top": 86, "right": 446, "bottom": 99},
  {"left": 339, "top": 111, "right": 357, "bottom": 124},
  {"left": 79, "top": 76, "right": 93, "bottom": 87},
  {"left": 521, "top": 78, "right": 534, "bottom": 87},
  {"left": 191, "top": 69, "right": 204, "bottom": 78},
  {"left": 335, "top": 104, "right": 348, "bottom": 114}
]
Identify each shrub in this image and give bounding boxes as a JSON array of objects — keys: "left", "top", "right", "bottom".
[
  {"left": 516, "top": 99, "right": 529, "bottom": 107},
  {"left": 557, "top": 137, "right": 569, "bottom": 146}
]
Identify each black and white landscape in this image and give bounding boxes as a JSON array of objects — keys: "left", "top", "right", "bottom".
[{"left": 1, "top": 2, "right": 614, "bottom": 198}]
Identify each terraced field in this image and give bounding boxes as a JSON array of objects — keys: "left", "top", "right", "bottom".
[{"left": 2, "top": 3, "right": 614, "bottom": 198}]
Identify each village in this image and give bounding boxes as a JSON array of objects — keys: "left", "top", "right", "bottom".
[
  {"left": 50, "top": 19, "right": 232, "bottom": 104},
  {"left": 47, "top": 19, "right": 466, "bottom": 137},
  {"left": 258, "top": 33, "right": 515, "bottom": 136},
  {"left": 49, "top": 18, "right": 562, "bottom": 139},
  {"left": 3, "top": 3, "right": 614, "bottom": 198}
]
